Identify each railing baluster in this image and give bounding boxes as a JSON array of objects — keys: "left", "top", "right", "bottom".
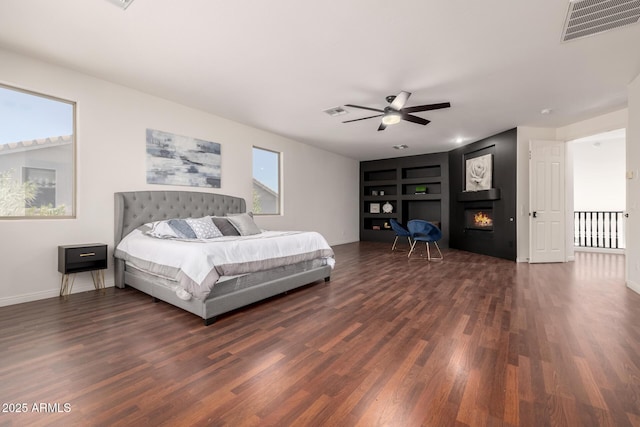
[
  {"left": 615, "top": 212, "right": 619, "bottom": 249},
  {"left": 580, "top": 211, "right": 585, "bottom": 247},
  {"left": 596, "top": 212, "right": 599, "bottom": 248},
  {"left": 573, "top": 211, "right": 624, "bottom": 250},
  {"left": 608, "top": 211, "right": 612, "bottom": 248},
  {"left": 589, "top": 212, "right": 593, "bottom": 248}
]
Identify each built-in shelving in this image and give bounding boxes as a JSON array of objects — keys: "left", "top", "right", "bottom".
[{"left": 360, "top": 152, "right": 449, "bottom": 245}]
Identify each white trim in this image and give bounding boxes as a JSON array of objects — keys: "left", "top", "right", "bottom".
[
  {"left": 628, "top": 280, "right": 640, "bottom": 295},
  {"left": 0, "top": 282, "right": 113, "bottom": 307},
  {"left": 574, "top": 246, "right": 625, "bottom": 254},
  {"left": 516, "top": 257, "right": 529, "bottom": 263}
]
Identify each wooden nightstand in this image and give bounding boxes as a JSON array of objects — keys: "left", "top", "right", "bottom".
[{"left": 58, "top": 244, "right": 108, "bottom": 296}]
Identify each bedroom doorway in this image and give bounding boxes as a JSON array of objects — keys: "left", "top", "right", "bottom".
[{"left": 569, "top": 129, "right": 626, "bottom": 254}]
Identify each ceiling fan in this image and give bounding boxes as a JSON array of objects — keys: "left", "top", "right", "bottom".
[{"left": 343, "top": 91, "right": 450, "bottom": 131}]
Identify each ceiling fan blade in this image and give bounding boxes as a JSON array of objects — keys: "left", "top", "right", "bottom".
[
  {"left": 342, "top": 114, "right": 383, "bottom": 123},
  {"left": 344, "top": 104, "right": 385, "bottom": 113},
  {"left": 389, "top": 91, "right": 411, "bottom": 110},
  {"left": 402, "top": 114, "right": 430, "bottom": 126},
  {"left": 401, "top": 102, "right": 451, "bottom": 114},
  {"left": 377, "top": 122, "right": 387, "bottom": 131}
]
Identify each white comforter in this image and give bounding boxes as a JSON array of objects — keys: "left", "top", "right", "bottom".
[{"left": 115, "top": 229, "right": 335, "bottom": 300}]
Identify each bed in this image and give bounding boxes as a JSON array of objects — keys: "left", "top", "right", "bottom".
[{"left": 113, "top": 190, "right": 333, "bottom": 325}]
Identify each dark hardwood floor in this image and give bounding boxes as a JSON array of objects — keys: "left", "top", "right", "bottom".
[{"left": 1, "top": 242, "right": 639, "bottom": 427}]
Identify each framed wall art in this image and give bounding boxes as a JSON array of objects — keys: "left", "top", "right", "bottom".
[
  {"left": 146, "top": 129, "right": 221, "bottom": 188},
  {"left": 465, "top": 153, "right": 492, "bottom": 191}
]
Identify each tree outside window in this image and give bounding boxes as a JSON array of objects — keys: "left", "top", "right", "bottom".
[{"left": 252, "top": 147, "right": 280, "bottom": 215}]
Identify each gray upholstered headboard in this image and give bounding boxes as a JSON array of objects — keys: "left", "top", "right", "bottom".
[{"left": 114, "top": 190, "right": 246, "bottom": 247}]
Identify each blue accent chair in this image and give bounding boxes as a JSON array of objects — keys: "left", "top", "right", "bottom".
[
  {"left": 389, "top": 218, "right": 411, "bottom": 251},
  {"left": 407, "top": 220, "right": 443, "bottom": 260}
]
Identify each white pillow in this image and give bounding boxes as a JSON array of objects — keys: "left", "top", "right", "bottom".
[
  {"left": 145, "top": 220, "right": 181, "bottom": 239},
  {"left": 185, "top": 216, "right": 223, "bottom": 239}
]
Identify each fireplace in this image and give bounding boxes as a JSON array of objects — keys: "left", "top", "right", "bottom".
[{"left": 465, "top": 208, "right": 494, "bottom": 231}]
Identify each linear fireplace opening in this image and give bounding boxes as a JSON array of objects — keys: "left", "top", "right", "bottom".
[{"left": 465, "top": 208, "right": 494, "bottom": 231}]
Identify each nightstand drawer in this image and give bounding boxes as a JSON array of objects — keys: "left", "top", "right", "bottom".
[{"left": 58, "top": 244, "right": 108, "bottom": 274}]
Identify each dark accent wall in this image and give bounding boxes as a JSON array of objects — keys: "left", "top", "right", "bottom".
[{"left": 448, "top": 128, "right": 517, "bottom": 260}]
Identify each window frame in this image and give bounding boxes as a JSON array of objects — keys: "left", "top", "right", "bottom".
[
  {"left": 252, "top": 146, "right": 282, "bottom": 216},
  {"left": 0, "top": 83, "right": 76, "bottom": 219}
]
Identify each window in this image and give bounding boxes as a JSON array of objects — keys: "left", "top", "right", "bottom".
[
  {"left": 0, "top": 84, "right": 75, "bottom": 218},
  {"left": 252, "top": 147, "right": 280, "bottom": 215}
]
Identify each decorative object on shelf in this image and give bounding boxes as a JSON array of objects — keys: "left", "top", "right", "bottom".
[
  {"left": 383, "top": 222, "right": 391, "bottom": 229},
  {"left": 371, "top": 190, "right": 378, "bottom": 196},
  {"left": 370, "top": 203, "right": 380, "bottom": 213},
  {"left": 382, "top": 201, "right": 393, "bottom": 213},
  {"left": 465, "top": 153, "right": 492, "bottom": 191},
  {"left": 415, "top": 185, "right": 427, "bottom": 194},
  {"left": 379, "top": 190, "right": 385, "bottom": 196},
  {"left": 372, "top": 225, "right": 381, "bottom": 230}
]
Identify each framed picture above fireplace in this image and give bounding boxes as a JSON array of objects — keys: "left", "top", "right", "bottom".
[{"left": 465, "top": 153, "right": 492, "bottom": 192}]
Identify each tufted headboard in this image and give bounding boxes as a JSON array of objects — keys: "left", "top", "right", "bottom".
[{"left": 114, "top": 190, "right": 246, "bottom": 247}]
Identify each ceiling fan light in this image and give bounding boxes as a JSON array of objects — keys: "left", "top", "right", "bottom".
[{"left": 381, "top": 112, "right": 402, "bottom": 125}]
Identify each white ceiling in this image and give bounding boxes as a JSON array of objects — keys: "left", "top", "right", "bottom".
[{"left": 0, "top": 0, "right": 638, "bottom": 161}]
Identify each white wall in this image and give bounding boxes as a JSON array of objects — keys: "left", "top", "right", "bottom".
[
  {"left": 0, "top": 48, "right": 359, "bottom": 306},
  {"left": 571, "top": 136, "right": 626, "bottom": 211},
  {"left": 627, "top": 73, "right": 640, "bottom": 294},
  {"left": 556, "top": 110, "right": 628, "bottom": 142}
]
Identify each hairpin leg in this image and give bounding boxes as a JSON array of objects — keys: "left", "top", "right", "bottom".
[{"left": 392, "top": 235, "right": 399, "bottom": 251}]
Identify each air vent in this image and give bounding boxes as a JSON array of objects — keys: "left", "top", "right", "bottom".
[
  {"left": 562, "top": 0, "right": 640, "bottom": 41},
  {"left": 105, "top": 0, "right": 135, "bottom": 10},
  {"left": 323, "top": 106, "right": 348, "bottom": 117}
]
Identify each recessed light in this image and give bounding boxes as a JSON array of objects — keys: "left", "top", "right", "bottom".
[
  {"left": 541, "top": 108, "right": 552, "bottom": 115},
  {"left": 393, "top": 144, "right": 409, "bottom": 150},
  {"left": 455, "top": 137, "right": 464, "bottom": 144}
]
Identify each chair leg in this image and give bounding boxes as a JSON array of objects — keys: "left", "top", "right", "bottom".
[
  {"left": 433, "top": 242, "right": 443, "bottom": 260},
  {"left": 427, "top": 241, "right": 443, "bottom": 261},
  {"left": 391, "top": 235, "right": 399, "bottom": 251},
  {"left": 408, "top": 239, "right": 417, "bottom": 258},
  {"left": 426, "top": 242, "right": 431, "bottom": 260}
]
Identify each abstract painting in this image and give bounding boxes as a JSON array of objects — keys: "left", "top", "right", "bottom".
[
  {"left": 465, "top": 153, "right": 492, "bottom": 191},
  {"left": 146, "top": 129, "right": 221, "bottom": 188}
]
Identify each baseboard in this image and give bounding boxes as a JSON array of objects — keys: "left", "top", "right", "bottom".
[
  {"left": 574, "top": 247, "right": 625, "bottom": 254},
  {"left": 516, "top": 257, "right": 529, "bottom": 263},
  {"left": 0, "top": 282, "right": 114, "bottom": 307},
  {"left": 628, "top": 280, "right": 640, "bottom": 295}
]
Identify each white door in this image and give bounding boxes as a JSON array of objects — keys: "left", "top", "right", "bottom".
[{"left": 530, "top": 140, "right": 566, "bottom": 263}]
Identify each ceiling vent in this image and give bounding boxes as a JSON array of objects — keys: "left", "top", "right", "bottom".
[
  {"left": 105, "top": 0, "right": 135, "bottom": 10},
  {"left": 562, "top": 0, "right": 640, "bottom": 42},
  {"left": 323, "top": 106, "right": 348, "bottom": 117}
]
